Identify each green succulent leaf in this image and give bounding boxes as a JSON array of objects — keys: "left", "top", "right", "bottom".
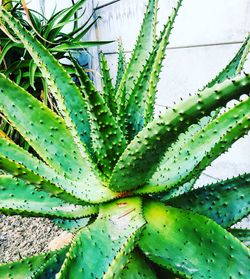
[
  {"left": 0, "top": 175, "right": 98, "bottom": 218},
  {"left": 0, "top": 74, "right": 92, "bottom": 181},
  {"left": 119, "top": 250, "right": 157, "bottom": 279},
  {"left": 0, "top": 137, "right": 91, "bottom": 204},
  {"left": 116, "top": 0, "right": 159, "bottom": 110},
  {"left": 0, "top": 246, "right": 68, "bottom": 279},
  {"left": 125, "top": 0, "right": 183, "bottom": 141},
  {"left": 0, "top": 152, "right": 81, "bottom": 205},
  {"left": 147, "top": 117, "right": 214, "bottom": 201},
  {"left": 72, "top": 59, "right": 126, "bottom": 177},
  {"left": 167, "top": 173, "right": 250, "bottom": 228},
  {"left": 139, "top": 201, "right": 250, "bottom": 278},
  {"left": 206, "top": 33, "right": 250, "bottom": 88},
  {"left": 229, "top": 229, "right": 250, "bottom": 247},
  {"left": 115, "top": 41, "right": 127, "bottom": 93},
  {"left": 138, "top": 96, "right": 250, "bottom": 194},
  {"left": 58, "top": 197, "right": 145, "bottom": 278},
  {"left": 144, "top": 0, "right": 183, "bottom": 125},
  {"left": 100, "top": 52, "right": 117, "bottom": 116},
  {"left": 0, "top": 7, "right": 92, "bottom": 153},
  {"left": 144, "top": 35, "right": 250, "bottom": 198},
  {"left": 156, "top": 180, "right": 196, "bottom": 202},
  {"left": 149, "top": 115, "right": 216, "bottom": 200},
  {"left": 0, "top": 75, "right": 118, "bottom": 203},
  {"left": 124, "top": 48, "right": 158, "bottom": 140},
  {"left": 53, "top": 217, "right": 91, "bottom": 232},
  {"left": 110, "top": 75, "right": 250, "bottom": 191}
]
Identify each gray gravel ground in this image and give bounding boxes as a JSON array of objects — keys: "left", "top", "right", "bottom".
[
  {"left": 0, "top": 215, "right": 64, "bottom": 263},
  {"left": 0, "top": 214, "right": 249, "bottom": 265}
]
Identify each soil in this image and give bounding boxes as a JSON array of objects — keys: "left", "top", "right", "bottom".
[{"left": 0, "top": 215, "right": 65, "bottom": 264}]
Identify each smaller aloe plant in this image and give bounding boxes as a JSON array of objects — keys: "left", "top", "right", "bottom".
[
  {"left": 0, "top": 0, "right": 107, "bottom": 94},
  {"left": 0, "top": 0, "right": 250, "bottom": 278},
  {"left": 0, "top": 0, "right": 110, "bottom": 148}
]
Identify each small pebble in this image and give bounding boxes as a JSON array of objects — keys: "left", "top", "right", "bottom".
[{"left": 0, "top": 215, "right": 65, "bottom": 263}]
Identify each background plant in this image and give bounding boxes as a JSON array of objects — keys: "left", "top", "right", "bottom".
[
  {"left": 0, "top": 0, "right": 250, "bottom": 278},
  {"left": 0, "top": 0, "right": 110, "bottom": 148}
]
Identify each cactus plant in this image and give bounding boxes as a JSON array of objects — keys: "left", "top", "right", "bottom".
[{"left": 0, "top": 0, "right": 250, "bottom": 278}]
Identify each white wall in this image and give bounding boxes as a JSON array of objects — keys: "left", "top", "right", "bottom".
[{"left": 27, "top": 0, "right": 71, "bottom": 17}]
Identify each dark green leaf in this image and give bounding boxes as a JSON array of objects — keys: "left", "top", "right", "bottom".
[
  {"left": 168, "top": 173, "right": 250, "bottom": 228},
  {"left": 139, "top": 201, "right": 250, "bottom": 278},
  {"left": 58, "top": 198, "right": 145, "bottom": 278}
]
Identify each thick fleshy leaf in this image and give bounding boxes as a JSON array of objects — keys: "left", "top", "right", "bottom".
[
  {"left": 116, "top": 0, "right": 158, "bottom": 110},
  {"left": 110, "top": 74, "right": 250, "bottom": 191},
  {"left": 100, "top": 52, "right": 117, "bottom": 116},
  {"left": 0, "top": 129, "right": 10, "bottom": 140},
  {"left": 0, "top": 138, "right": 119, "bottom": 205},
  {"left": 0, "top": 153, "right": 81, "bottom": 205},
  {"left": 0, "top": 137, "right": 110, "bottom": 205},
  {"left": 140, "top": 113, "right": 218, "bottom": 199},
  {"left": 115, "top": 41, "right": 127, "bottom": 93},
  {"left": 0, "top": 73, "right": 113, "bottom": 204},
  {"left": 206, "top": 33, "right": 250, "bottom": 88},
  {"left": 119, "top": 250, "right": 157, "bottom": 279},
  {"left": 229, "top": 229, "right": 250, "bottom": 247},
  {"left": 53, "top": 217, "right": 91, "bottom": 232},
  {"left": 155, "top": 180, "right": 195, "bottom": 202},
  {"left": 58, "top": 197, "right": 145, "bottom": 278},
  {"left": 137, "top": 96, "right": 250, "bottom": 194},
  {"left": 0, "top": 246, "right": 68, "bottom": 279},
  {"left": 137, "top": 36, "right": 250, "bottom": 195},
  {"left": 73, "top": 59, "right": 126, "bottom": 177},
  {"left": 139, "top": 201, "right": 250, "bottom": 278},
  {"left": 0, "top": 7, "right": 92, "bottom": 153},
  {"left": 0, "top": 75, "right": 93, "bottom": 181},
  {"left": 167, "top": 173, "right": 250, "bottom": 228},
  {"left": 144, "top": 0, "right": 183, "bottom": 125},
  {"left": 0, "top": 175, "right": 98, "bottom": 218},
  {"left": 125, "top": 0, "right": 191, "bottom": 141}
]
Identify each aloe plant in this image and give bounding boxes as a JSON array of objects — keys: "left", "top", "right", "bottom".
[{"left": 0, "top": 0, "right": 250, "bottom": 278}]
